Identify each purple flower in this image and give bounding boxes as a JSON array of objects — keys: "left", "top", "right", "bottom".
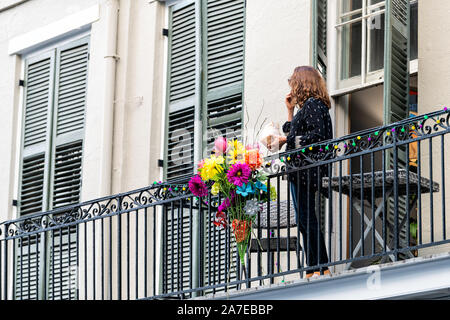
[
  {"left": 226, "top": 162, "right": 251, "bottom": 187},
  {"left": 188, "top": 175, "right": 208, "bottom": 197},
  {"left": 218, "top": 197, "right": 231, "bottom": 212}
]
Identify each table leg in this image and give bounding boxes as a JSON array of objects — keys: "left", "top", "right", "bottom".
[{"left": 345, "top": 188, "right": 395, "bottom": 270}]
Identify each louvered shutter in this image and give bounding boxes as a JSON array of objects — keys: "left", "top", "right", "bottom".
[
  {"left": 312, "top": 0, "right": 327, "bottom": 78},
  {"left": 162, "top": 0, "right": 201, "bottom": 296},
  {"left": 162, "top": 202, "right": 193, "bottom": 295},
  {"left": 165, "top": 0, "right": 200, "bottom": 183},
  {"left": 383, "top": 0, "right": 410, "bottom": 258},
  {"left": 19, "top": 52, "right": 55, "bottom": 217},
  {"left": 203, "top": 0, "right": 244, "bottom": 155},
  {"left": 16, "top": 51, "right": 55, "bottom": 300},
  {"left": 15, "top": 37, "right": 89, "bottom": 300},
  {"left": 204, "top": 196, "right": 237, "bottom": 294},
  {"left": 15, "top": 236, "right": 41, "bottom": 300},
  {"left": 46, "top": 37, "right": 89, "bottom": 299},
  {"left": 201, "top": 0, "right": 245, "bottom": 290}
]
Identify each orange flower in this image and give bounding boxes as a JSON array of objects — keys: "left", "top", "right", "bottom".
[
  {"left": 244, "top": 149, "right": 263, "bottom": 170},
  {"left": 232, "top": 219, "right": 252, "bottom": 243}
]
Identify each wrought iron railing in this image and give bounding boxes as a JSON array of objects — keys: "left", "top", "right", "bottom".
[{"left": 1, "top": 109, "right": 449, "bottom": 300}]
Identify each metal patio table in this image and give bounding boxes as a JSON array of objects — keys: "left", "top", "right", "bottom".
[{"left": 322, "top": 168, "right": 440, "bottom": 268}]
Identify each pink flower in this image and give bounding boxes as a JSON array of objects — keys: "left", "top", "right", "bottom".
[
  {"left": 188, "top": 175, "right": 208, "bottom": 197},
  {"left": 226, "top": 162, "right": 251, "bottom": 187},
  {"left": 214, "top": 137, "right": 228, "bottom": 155},
  {"left": 197, "top": 159, "right": 205, "bottom": 171},
  {"left": 246, "top": 142, "right": 260, "bottom": 151}
]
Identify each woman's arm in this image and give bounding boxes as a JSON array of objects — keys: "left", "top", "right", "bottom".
[{"left": 268, "top": 110, "right": 301, "bottom": 151}]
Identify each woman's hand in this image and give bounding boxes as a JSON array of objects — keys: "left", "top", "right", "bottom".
[
  {"left": 267, "top": 135, "right": 287, "bottom": 152},
  {"left": 285, "top": 93, "right": 296, "bottom": 121},
  {"left": 285, "top": 93, "right": 296, "bottom": 110}
]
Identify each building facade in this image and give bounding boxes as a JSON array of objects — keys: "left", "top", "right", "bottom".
[{"left": 0, "top": 0, "right": 449, "bottom": 300}]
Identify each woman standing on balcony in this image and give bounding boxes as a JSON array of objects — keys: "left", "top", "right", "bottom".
[{"left": 267, "top": 66, "right": 333, "bottom": 278}]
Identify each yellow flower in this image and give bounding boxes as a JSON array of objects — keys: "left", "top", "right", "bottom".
[
  {"left": 211, "top": 154, "right": 224, "bottom": 166},
  {"left": 211, "top": 183, "right": 220, "bottom": 196},
  {"left": 200, "top": 155, "right": 224, "bottom": 181},
  {"left": 227, "top": 140, "right": 245, "bottom": 164}
]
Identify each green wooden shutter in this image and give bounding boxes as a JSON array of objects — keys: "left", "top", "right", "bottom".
[
  {"left": 15, "top": 37, "right": 88, "bottom": 300},
  {"left": 312, "top": 0, "right": 327, "bottom": 78},
  {"left": 203, "top": 0, "right": 244, "bottom": 156},
  {"left": 15, "top": 51, "right": 56, "bottom": 300},
  {"left": 19, "top": 52, "right": 55, "bottom": 217},
  {"left": 383, "top": 0, "right": 410, "bottom": 258},
  {"left": 163, "top": 202, "right": 193, "bottom": 295},
  {"left": 384, "top": 0, "right": 410, "bottom": 126},
  {"left": 46, "top": 38, "right": 89, "bottom": 299},
  {"left": 162, "top": 0, "right": 201, "bottom": 296},
  {"left": 50, "top": 39, "right": 88, "bottom": 208},
  {"left": 15, "top": 236, "right": 41, "bottom": 300},
  {"left": 201, "top": 0, "right": 245, "bottom": 291},
  {"left": 165, "top": 0, "right": 200, "bottom": 183}
]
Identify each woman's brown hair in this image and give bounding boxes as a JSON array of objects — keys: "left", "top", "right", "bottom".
[{"left": 288, "top": 66, "right": 331, "bottom": 109}]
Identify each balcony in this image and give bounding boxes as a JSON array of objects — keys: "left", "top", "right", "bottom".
[{"left": 1, "top": 109, "right": 450, "bottom": 300}]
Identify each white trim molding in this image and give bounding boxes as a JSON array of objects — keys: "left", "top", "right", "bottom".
[
  {"left": 330, "top": 59, "right": 418, "bottom": 97},
  {"left": 8, "top": 4, "right": 99, "bottom": 55},
  {"left": 202, "top": 252, "right": 450, "bottom": 300}
]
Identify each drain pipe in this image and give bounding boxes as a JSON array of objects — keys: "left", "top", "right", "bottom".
[
  {"left": 102, "top": 0, "right": 119, "bottom": 198},
  {"left": 100, "top": 0, "right": 119, "bottom": 301}
]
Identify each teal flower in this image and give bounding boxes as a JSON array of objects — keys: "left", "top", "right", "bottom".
[
  {"left": 255, "top": 181, "right": 267, "bottom": 192},
  {"left": 236, "top": 183, "right": 255, "bottom": 197}
]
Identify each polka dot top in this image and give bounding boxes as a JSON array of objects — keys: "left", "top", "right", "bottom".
[{"left": 282, "top": 97, "right": 333, "bottom": 151}]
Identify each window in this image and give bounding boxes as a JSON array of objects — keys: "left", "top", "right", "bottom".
[
  {"left": 16, "top": 36, "right": 89, "bottom": 300},
  {"left": 335, "top": 0, "right": 418, "bottom": 91}
]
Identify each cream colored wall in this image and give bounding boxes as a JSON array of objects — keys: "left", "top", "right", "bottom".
[
  {"left": 110, "top": 0, "right": 165, "bottom": 194},
  {"left": 243, "top": 0, "right": 312, "bottom": 149},
  {"left": 417, "top": 0, "right": 450, "bottom": 256},
  {"left": 243, "top": 0, "right": 311, "bottom": 207}
]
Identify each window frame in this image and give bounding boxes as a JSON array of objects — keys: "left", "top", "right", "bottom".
[{"left": 331, "top": 0, "right": 418, "bottom": 97}]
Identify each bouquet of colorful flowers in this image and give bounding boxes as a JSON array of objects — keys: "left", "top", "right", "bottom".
[{"left": 188, "top": 137, "right": 276, "bottom": 268}]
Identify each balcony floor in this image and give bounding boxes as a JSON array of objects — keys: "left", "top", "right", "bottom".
[{"left": 196, "top": 252, "right": 450, "bottom": 300}]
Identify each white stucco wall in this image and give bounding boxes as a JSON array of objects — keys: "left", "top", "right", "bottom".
[
  {"left": 417, "top": 0, "right": 450, "bottom": 255},
  {"left": 243, "top": 0, "right": 312, "bottom": 151}
]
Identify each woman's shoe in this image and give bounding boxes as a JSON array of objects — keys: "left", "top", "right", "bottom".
[
  {"left": 305, "top": 272, "right": 315, "bottom": 279},
  {"left": 313, "top": 270, "right": 331, "bottom": 277}
]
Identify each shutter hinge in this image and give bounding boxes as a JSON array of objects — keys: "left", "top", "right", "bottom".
[
  {"left": 162, "top": 28, "right": 169, "bottom": 37},
  {"left": 19, "top": 80, "right": 25, "bottom": 87},
  {"left": 158, "top": 159, "right": 164, "bottom": 168},
  {"left": 12, "top": 199, "right": 18, "bottom": 207}
]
